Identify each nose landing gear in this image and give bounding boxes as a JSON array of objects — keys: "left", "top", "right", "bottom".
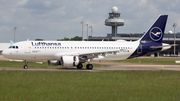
[{"left": 24, "top": 60, "right": 28, "bottom": 69}]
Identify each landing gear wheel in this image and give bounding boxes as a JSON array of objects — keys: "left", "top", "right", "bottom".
[
  {"left": 86, "top": 64, "right": 93, "bottom": 70},
  {"left": 24, "top": 65, "right": 28, "bottom": 69},
  {"left": 77, "top": 63, "right": 83, "bottom": 69}
]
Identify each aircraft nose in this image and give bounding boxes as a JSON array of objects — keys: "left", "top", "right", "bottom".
[
  {"left": 1, "top": 51, "right": 5, "bottom": 55},
  {"left": 2, "top": 50, "right": 8, "bottom": 57}
]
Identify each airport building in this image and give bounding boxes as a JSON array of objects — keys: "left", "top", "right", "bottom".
[{"left": 89, "top": 6, "right": 180, "bottom": 56}]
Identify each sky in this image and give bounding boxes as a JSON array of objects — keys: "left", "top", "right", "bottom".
[{"left": 0, "top": 0, "right": 180, "bottom": 42}]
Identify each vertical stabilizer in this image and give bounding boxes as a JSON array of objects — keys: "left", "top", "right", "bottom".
[{"left": 139, "top": 15, "right": 168, "bottom": 43}]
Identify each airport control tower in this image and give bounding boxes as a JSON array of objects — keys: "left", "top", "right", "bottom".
[{"left": 105, "top": 6, "right": 124, "bottom": 37}]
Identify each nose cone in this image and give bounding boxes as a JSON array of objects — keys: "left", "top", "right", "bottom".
[
  {"left": 2, "top": 51, "right": 5, "bottom": 56},
  {"left": 2, "top": 50, "right": 9, "bottom": 58}
]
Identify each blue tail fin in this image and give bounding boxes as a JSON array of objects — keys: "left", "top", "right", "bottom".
[{"left": 139, "top": 15, "right": 168, "bottom": 43}]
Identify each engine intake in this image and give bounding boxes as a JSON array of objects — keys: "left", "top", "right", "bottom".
[{"left": 61, "top": 56, "right": 79, "bottom": 66}]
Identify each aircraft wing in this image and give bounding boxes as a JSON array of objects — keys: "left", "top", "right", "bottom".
[{"left": 62, "top": 50, "right": 121, "bottom": 59}]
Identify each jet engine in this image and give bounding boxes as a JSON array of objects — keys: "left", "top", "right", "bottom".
[
  {"left": 47, "top": 60, "right": 61, "bottom": 66},
  {"left": 61, "top": 56, "right": 79, "bottom": 66}
]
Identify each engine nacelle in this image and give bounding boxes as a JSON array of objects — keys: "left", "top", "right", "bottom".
[
  {"left": 61, "top": 56, "right": 79, "bottom": 66},
  {"left": 47, "top": 60, "right": 61, "bottom": 66}
]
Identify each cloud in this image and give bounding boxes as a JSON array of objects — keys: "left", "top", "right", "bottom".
[
  {"left": 59, "top": 7, "right": 66, "bottom": 15},
  {"left": 43, "top": 1, "right": 52, "bottom": 8},
  {"left": 138, "top": 0, "right": 147, "bottom": 7},
  {"left": 0, "top": 26, "right": 11, "bottom": 31},
  {"left": 17, "top": 0, "right": 28, "bottom": 6},
  {"left": 71, "top": 16, "right": 83, "bottom": 22},
  {"left": 2, "top": 16, "right": 12, "bottom": 23}
]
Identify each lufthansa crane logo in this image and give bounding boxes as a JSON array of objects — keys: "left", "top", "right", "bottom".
[{"left": 149, "top": 27, "right": 162, "bottom": 41}]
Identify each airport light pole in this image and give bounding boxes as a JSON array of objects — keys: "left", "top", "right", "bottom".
[
  {"left": 90, "top": 26, "right": 93, "bottom": 37},
  {"left": 81, "top": 22, "right": 84, "bottom": 41},
  {"left": 14, "top": 27, "right": 17, "bottom": 43},
  {"left": 115, "top": 21, "right": 117, "bottom": 41},
  {"left": 86, "top": 24, "right": 88, "bottom": 40},
  {"left": 173, "top": 23, "right": 177, "bottom": 56}
]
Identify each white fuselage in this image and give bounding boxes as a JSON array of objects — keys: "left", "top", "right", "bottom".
[{"left": 2, "top": 40, "right": 139, "bottom": 61}]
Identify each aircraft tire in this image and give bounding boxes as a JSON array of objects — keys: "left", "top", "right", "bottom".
[
  {"left": 24, "top": 65, "right": 28, "bottom": 69},
  {"left": 86, "top": 64, "right": 93, "bottom": 70},
  {"left": 77, "top": 63, "right": 83, "bottom": 69}
]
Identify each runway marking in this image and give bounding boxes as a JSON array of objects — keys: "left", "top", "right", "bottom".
[{"left": 156, "top": 66, "right": 164, "bottom": 68}]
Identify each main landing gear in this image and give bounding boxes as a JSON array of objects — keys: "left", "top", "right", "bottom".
[
  {"left": 23, "top": 60, "right": 28, "bottom": 69},
  {"left": 76, "top": 63, "right": 83, "bottom": 69},
  {"left": 76, "top": 61, "right": 93, "bottom": 70},
  {"left": 86, "top": 64, "right": 93, "bottom": 70},
  {"left": 76, "top": 63, "right": 93, "bottom": 70},
  {"left": 86, "top": 59, "right": 93, "bottom": 70}
]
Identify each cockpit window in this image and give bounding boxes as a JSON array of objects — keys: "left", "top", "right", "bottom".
[
  {"left": 8, "top": 46, "right": 19, "bottom": 49},
  {"left": 8, "top": 46, "right": 12, "bottom": 48}
]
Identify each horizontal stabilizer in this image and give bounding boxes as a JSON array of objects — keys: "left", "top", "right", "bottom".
[{"left": 150, "top": 44, "right": 178, "bottom": 49}]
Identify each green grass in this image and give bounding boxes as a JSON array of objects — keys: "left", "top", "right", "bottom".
[
  {"left": 0, "top": 60, "right": 104, "bottom": 68},
  {"left": 110, "top": 58, "right": 180, "bottom": 65},
  {"left": 0, "top": 71, "right": 180, "bottom": 101}
]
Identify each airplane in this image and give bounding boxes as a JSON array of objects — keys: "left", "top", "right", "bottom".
[{"left": 2, "top": 15, "right": 172, "bottom": 70}]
